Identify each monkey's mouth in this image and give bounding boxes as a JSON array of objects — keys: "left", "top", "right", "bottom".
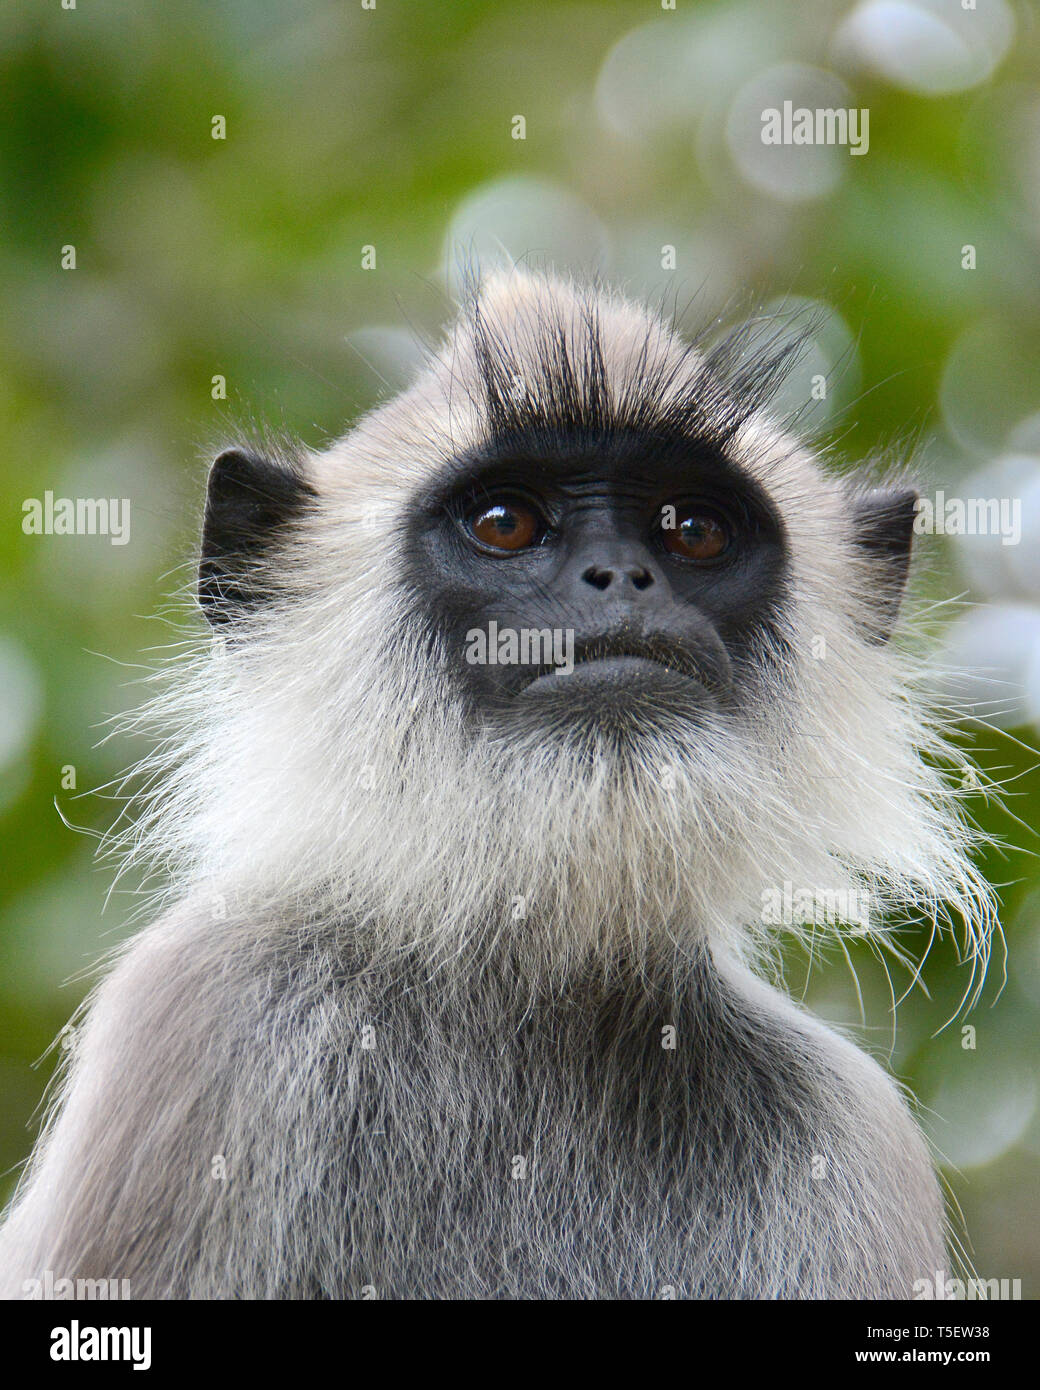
[{"left": 518, "top": 637, "right": 718, "bottom": 700}]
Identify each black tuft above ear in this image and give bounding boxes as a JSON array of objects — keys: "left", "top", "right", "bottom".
[
  {"left": 849, "top": 486, "right": 918, "bottom": 644},
  {"left": 198, "top": 448, "right": 316, "bottom": 625}
]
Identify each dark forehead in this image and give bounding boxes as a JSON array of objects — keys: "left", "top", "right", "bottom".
[{"left": 418, "top": 424, "right": 775, "bottom": 511}]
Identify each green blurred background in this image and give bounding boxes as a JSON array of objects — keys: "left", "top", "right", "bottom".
[{"left": 1, "top": 0, "right": 1037, "bottom": 1295}]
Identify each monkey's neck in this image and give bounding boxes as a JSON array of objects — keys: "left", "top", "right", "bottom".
[{"left": 349, "top": 923, "right": 728, "bottom": 1025}]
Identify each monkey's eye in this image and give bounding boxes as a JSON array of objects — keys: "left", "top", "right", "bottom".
[
  {"left": 660, "top": 506, "right": 732, "bottom": 563},
  {"left": 466, "top": 499, "right": 544, "bottom": 553}
]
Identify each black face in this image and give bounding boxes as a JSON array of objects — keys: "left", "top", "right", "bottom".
[{"left": 403, "top": 431, "right": 790, "bottom": 733}]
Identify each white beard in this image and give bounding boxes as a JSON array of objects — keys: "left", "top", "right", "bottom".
[{"left": 111, "top": 582, "right": 995, "bottom": 999}]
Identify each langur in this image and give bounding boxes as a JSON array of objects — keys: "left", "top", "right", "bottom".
[{"left": 0, "top": 271, "right": 994, "bottom": 1299}]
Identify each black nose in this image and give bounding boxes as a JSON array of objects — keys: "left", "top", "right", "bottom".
[{"left": 581, "top": 563, "right": 655, "bottom": 592}]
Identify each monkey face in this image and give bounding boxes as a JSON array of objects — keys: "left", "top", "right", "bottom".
[{"left": 404, "top": 430, "right": 789, "bottom": 737}]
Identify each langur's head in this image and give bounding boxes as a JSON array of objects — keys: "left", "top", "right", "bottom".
[{"left": 132, "top": 270, "right": 993, "bottom": 983}]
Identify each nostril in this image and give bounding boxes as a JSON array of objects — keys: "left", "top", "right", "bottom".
[
  {"left": 582, "top": 565, "right": 613, "bottom": 591},
  {"left": 582, "top": 564, "right": 654, "bottom": 592}
]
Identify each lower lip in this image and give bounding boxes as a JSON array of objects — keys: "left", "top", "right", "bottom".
[{"left": 521, "top": 655, "right": 696, "bottom": 696}]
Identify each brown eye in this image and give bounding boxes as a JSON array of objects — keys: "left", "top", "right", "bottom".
[
  {"left": 467, "top": 501, "right": 542, "bottom": 552},
  {"left": 661, "top": 507, "right": 732, "bottom": 562}
]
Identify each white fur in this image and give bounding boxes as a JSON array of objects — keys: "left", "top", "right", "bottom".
[{"left": 113, "top": 270, "right": 994, "bottom": 989}]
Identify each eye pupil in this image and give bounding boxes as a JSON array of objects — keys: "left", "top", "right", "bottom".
[
  {"left": 468, "top": 501, "right": 540, "bottom": 552},
  {"left": 663, "top": 508, "right": 731, "bottom": 562},
  {"left": 681, "top": 518, "right": 711, "bottom": 544}
]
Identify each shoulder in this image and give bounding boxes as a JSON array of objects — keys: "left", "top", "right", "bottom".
[
  {"left": 83, "top": 896, "right": 361, "bottom": 1050},
  {"left": 0, "top": 899, "right": 373, "bottom": 1297},
  {"left": 43, "top": 897, "right": 381, "bottom": 1163},
  {"left": 713, "top": 952, "right": 943, "bottom": 1212}
]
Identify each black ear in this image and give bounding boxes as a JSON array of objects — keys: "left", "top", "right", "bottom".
[
  {"left": 198, "top": 448, "right": 316, "bottom": 625},
  {"left": 849, "top": 487, "right": 918, "bottom": 644}
]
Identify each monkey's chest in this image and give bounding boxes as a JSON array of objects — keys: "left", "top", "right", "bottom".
[{"left": 314, "top": 1012, "right": 824, "bottom": 1298}]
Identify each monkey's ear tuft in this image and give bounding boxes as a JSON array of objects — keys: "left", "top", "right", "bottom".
[
  {"left": 198, "top": 447, "right": 316, "bottom": 625},
  {"left": 848, "top": 486, "right": 918, "bottom": 644}
]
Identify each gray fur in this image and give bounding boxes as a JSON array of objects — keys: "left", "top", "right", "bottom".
[{"left": 0, "top": 903, "right": 942, "bottom": 1298}]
